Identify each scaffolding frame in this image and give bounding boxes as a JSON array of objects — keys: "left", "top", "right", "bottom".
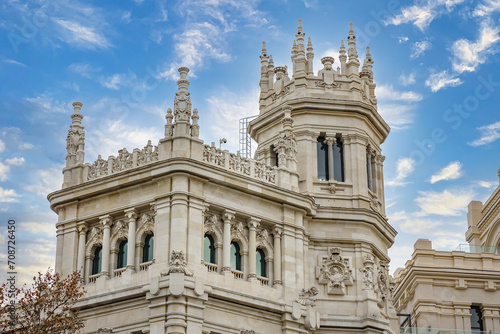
[{"left": 239, "top": 115, "right": 258, "bottom": 159}]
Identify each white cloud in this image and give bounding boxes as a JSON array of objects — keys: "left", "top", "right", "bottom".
[
  {"left": 398, "top": 36, "right": 409, "bottom": 43},
  {"left": 23, "top": 167, "right": 63, "bottom": 197},
  {"left": 377, "top": 104, "right": 416, "bottom": 130},
  {"left": 204, "top": 88, "right": 260, "bottom": 154},
  {"left": 411, "top": 40, "right": 432, "bottom": 58},
  {"left": 0, "top": 187, "right": 20, "bottom": 202},
  {"left": 86, "top": 118, "right": 163, "bottom": 161},
  {"left": 0, "top": 162, "right": 9, "bottom": 181},
  {"left": 25, "top": 93, "right": 68, "bottom": 113},
  {"left": 399, "top": 72, "right": 416, "bottom": 86},
  {"left": 425, "top": 70, "right": 463, "bottom": 92},
  {"left": 53, "top": 18, "right": 111, "bottom": 49},
  {"left": 388, "top": 245, "right": 414, "bottom": 273},
  {"left": 478, "top": 180, "right": 497, "bottom": 188},
  {"left": 6, "top": 157, "right": 25, "bottom": 166},
  {"left": 3, "top": 58, "right": 26, "bottom": 67},
  {"left": 0, "top": 139, "right": 5, "bottom": 153},
  {"left": 473, "top": 0, "right": 500, "bottom": 17},
  {"left": 20, "top": 221, "right": 55, "bottom": 237},
  {"left": 386, "top": 157, "right": 416, "bottom": 186},
  {"left": 68, "top": 63, "right": 100, "bottom": 78},
  {"left": 386, "top": 0, "right": 465, "bottom": 31},
  {"left": 415, "top": 189, "right": 475, "bottom": 216},
  {"left": 430, "top": 161, "right": 463, "bottom": 183},
  {"left": 468, "top": 121, "right": 500, "bottom": 146},
  {"left": 451, "top": 21, "right": 500, "bottom": 73},
  {"left": 1, "top": 127, "right": 33, "bottom": 150},
  {"left": 122, "top": 11, "right": 132, "bottom": 23},
  {"left": 377, "top": 85, "right": 423, "bottom": 102}
]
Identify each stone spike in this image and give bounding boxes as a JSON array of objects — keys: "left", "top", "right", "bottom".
[
  {"left": 269, "top": 55, "right": 274, "bottom": 67},
  {"left": 260, "top": 41, "right": 269, "bottom": 61},
  {"left": 307, "top": 37, "right": 313, "bottom": 52}
]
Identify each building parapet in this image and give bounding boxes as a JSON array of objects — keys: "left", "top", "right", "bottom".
[
  {"left": 455, "top": 243, "right": 500, "bottom": 254},
  {"left": 401, "top": 328, "right": 500, "bottom": 334}
]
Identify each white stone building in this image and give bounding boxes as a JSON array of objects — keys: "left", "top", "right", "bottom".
[
  {"left": 48, "top": 21, "right": 400, "bottom": 334},
  {"left": 393, "top": 170, "right": 500, "bottom": 334}
]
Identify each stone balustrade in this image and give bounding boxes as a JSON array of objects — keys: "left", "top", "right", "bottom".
[
  {"left": 202, "top": 144, "right": 277, "bottom": 185},
  {"left": 87, "top": 140, "right": 159, "bottom": 181}
]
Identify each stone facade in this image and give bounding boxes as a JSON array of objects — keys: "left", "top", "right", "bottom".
[
  {"left": 49, "top": 21, "right": 399, "bottom": 334},
  {"left": 393, "top": 170, "right": 500, "bottom": 333}
]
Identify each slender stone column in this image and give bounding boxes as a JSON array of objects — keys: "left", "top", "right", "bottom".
[
  {"left": 77, "top": 223, "right": 87, "bottom": 272},
  {"left": 222, "top": 210, "right": 235, "bottom": 272},
  {"left": 125, "top": 208, "right": 138, "bottom": 271},
  {"left": 247, "top": 218, "right": 260, "bottom": 279},
  {"left": 273, "top": 225, "right": 283, "bottom": 285},
  {"left": 99, "top": 215, "right": 113, "bottom": 276},
  {"left": 366, "top": 147, "right": 373, "bottom": 191},
  {"left": 324, "top": 136, "right": 336, "bottom": 181}
]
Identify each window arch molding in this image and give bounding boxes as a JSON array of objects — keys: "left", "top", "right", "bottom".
[
  {"left": 230, "top": 222, "right": 249, "bottom": 253},
  {"left": 203, "top": 213, "right": 223, "bottom": 248},
  {"left": 135, "top": 213, "right": 155, "bottom": 245},
  {"left": 484, "top": 217, "right": 500, "bottom": 250},
  {"left": 85, "top": 226, "right": 103, "bottom": 258},
  {"left": 110, "top": 220, "right": 129, "bottom": 254}
]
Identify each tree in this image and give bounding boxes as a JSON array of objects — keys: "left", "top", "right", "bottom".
[{"left": 0, "top": 270, "right": 85, "bottom": 334}]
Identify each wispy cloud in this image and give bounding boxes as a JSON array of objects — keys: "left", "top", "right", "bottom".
[
  {"left": 68, "top": 63, "right": 101, "bottom": 78},
  {"left": 425, "top": 70, "right": 463, "bottom": 92},
  {"left": 430, "top": 161, "right": 463, "bottom": 183},
  {"left": 6, "top": 157, "right": 25, "bottom": 166},
  {"left": 411, "top": 40, "right": 432, "bottom": 58},
  {"left": 398, "top": 36, "right": 409, "bottom": 43},
  {"left": 399, "top": 72, "right": 416, "bottom": 86},
  {"left": 0, "top": 187, "right": 21, "bottom": 203},
  {"left": 386, "top": 157, "right": 416, "bottom": 186},
  {"left": 53, "top": 18, "right": 112, "bottom": 49},
  {"left": 25, "top": 93, "right": 68, "bottom": 113},
  {"left": 478, "top": 180, "right": 498, "bottom": 188},
  {"left": 451, "top": 20, "right": 500, "bottom": 73},
  {"left": 472, "top": 0, "right": 500, "bottom": 17},
  {"left": 377, "top": 104, "right": 416, "bottom": 130},
  {"left": 468, "top": 121, "right": 500, "bottom": 146},
  {"left": 377, "top": 85, "right": 423, "bottom": 102},
  {"left": 415, "top": 188, "right": 475, "bottom": 216},
  {"left": 23, "top": 167, "right": 63, "bottom": 197},
  {"left": 2, "top": 58, "right": 26, "bottom": 67},
  {"left": 385, "top": 0, "right": 465, "bottom": 31}
]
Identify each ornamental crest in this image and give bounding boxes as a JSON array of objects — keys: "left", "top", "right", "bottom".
[
  {"left": 316, "top": 247, "right": 353, "bottom": 295},
  {"left": 164, "top": 250, "right": 193, "bottom": 276}
]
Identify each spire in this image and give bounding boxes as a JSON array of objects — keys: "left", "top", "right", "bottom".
[
  {"left": 346, "top": 23, "right": 359, "bottom": 76},
  {"left": 260, "top": 41, "right": 269, "bottom": 61},
  {"left": 339, "top": 40, "right": 347, "bottom": 75},
  {"left": 306, "top": 37, "right": 314, "bottom": 75},
  {"left": 191, "top": 108, "right": 199, "bottom": 138},
  {"left": 293, "top": 19, "right": 307, "bottom": 78},
  {"left": 295, "top": 19, "right": 305, "bottom": 57},
  {"left": 165, "top": 108, "right": 173, "bottom": 137},
  {"left": 66, "top": 102, "right": 85, "bottom": 167},
  {"left": 260, "top": 41, "right": 270, "bottom": 96},
  {"left": 173, "top": 67, "right": 192, "bottom": 126}
]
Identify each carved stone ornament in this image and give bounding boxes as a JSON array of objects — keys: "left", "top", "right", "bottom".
[
  {"left": 316, "top": 247, "right": 354, "bottom": 295},
  {"left": 314, "top": 80, "right": 340, "bottom": 89},
  {"left": 163, "top": 250, "right": 193, "bottom": 276},
  {"left": 66, "top": 128, "right": 85, "bottom": 162},
  {"left": 241, "top": 331, "right": 256, "bottom": 334},
  {"left": 204, "top": 213, "right": 223, "bottom": 246},
  {"left": 85, "top": 226, "right": 103, "bottom": 257},
  {"left": 297, "top": 287, "right": 319, "bottom": 306},
  {"left": 358, "top": 255, "right": 375, "bottom": 290},
  {"left": 377, "top": 261, "right": 389, "bottom": 308},
  {"left": 97, "top": 328, "right": 112, "bottom": 334},
  {"left": 87, "top": 155, "right": 108, "bottom": 180}
]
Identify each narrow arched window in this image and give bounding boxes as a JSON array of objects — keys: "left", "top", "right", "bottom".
[
  {"left": 230, "top": 241, "right": 241, "bottom": 271},
  {"left": 204, "top": 234, "right": 216, "bottom": 264},
  {"left": 92, "top": 247, "right": 102, "bottom": 275},
  {"left": 317, "top": 136, "right": 329, "bottom": 181},
  {"left": 256, "top": 248, "right": 266, "bottom": 277},
  {"left": 333, "top": 137, "right": 345, "bottom": 182},
  {"left": 117, "top": 240, "right": 128, "bottom": 269},
  {"left": 143, "top": 234, "right": 154, "bottom": 263}
]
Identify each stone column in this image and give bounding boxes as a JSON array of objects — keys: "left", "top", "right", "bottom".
[
  {"left": 342, "top": 134, "right": 352, "bottom": 183},
  {"left": 273, "top": 225, "right": 283, "bottom": 285},
  {"left": 366, "top": 147, "right": 373, "bottom": 191},
  {"left": 100, "top": 215, "right": 113, "bottom": 277},
  {"left": 125, "top": 208, "right": 138, "bottom": 271},
  {"left": 324, "top": 136, "right": 336, "bottom": 181},
  {"left": 247, "top": 218, "right": 260, "bottom": 279},
  {"left": 222, "top": 210, "right": 235, "bottom": 272},
  {"left": 77, "top": 223, "right": 88, "bottom": 272}
]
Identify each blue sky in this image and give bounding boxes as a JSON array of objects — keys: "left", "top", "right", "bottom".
[{"left": 0, "top": 0, "right": 499, "bottom": 284}]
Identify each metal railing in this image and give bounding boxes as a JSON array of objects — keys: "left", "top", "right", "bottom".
[{"left": 455, "top": 244, "right": 500, "bottom": 254}]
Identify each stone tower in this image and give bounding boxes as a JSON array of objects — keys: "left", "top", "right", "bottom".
[{"left": 49, "top": 21, "right": 398, "bottom": 334}]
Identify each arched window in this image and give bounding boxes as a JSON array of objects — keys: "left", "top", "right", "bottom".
[
  {"left": 230, "top": 241, "right": 241, "bottom": 271},
  {"left": 317, "top": 136, "right": 329, "bottom": 181},
  {"left": 256, "top": 248, "right": 266, "bottom": 277},
  {"left": 204, "top": 234, "right": 216, "bottom": 264},
  {"left": 92, "top": 247, "right": 102, "bottom": 275},
  {"left": 117, "top": 240, "right": 128, "bottom": 269},
  {"left": 143, "top": 234, "right": 154, "bottom": 263}
]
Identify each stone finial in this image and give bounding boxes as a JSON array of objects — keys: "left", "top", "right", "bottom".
[
  {"left": 321, "top": 56, "right": 334, "bottom": 70},
  {"left": 173, "top": 67, "right": 193, "bottom": 127},
  {"left": 268, "top": 54, "right": 274, "bottom": 67},
  {"left": 347, "top": 22, "right": 359, "bottom": 62},
  {"left": 165, "top": 108, "right": 173, "bottom": 137},
  {"left": 291, "top": 40, "right": 297, "bottom": 59},
  {"left": 297, "top": 18, "right": 304, "bottom": 36},
  {"left": 191, "top": 108, "right": 200, "bottom": 138},
  {"left": 260, "top": 41, "right": 268, "bottom": 60},
  {"left": 66, "top": 101, "right": 86, "bottom": 167}
]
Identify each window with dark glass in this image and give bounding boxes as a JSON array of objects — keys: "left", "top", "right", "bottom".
[
  {"left": 333, "top": 138, "right": 344, "bottom": 182},
  {"left": 256, "top": 248, "right": 266, "bottom": 277},
  {"left": 230, "top": 241, "right": 241, "bottom": 271},
  {"left": 92, "top": 247, "right": 102, "bottom": 275},
  {"left": 117, "top": 240, "right": 128, "bottom": 269},
  {"left": 143, "top": 234, "right": 154, "bottom": 263},
  {"left": 204, "top": 234, "right": 216, "bottom": 264},
  {"left": 470, "top": 305, "right": 484, "bottom": 332},
  {"left": 317, "top": 136, "right": 329, "bottom": 181}
]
